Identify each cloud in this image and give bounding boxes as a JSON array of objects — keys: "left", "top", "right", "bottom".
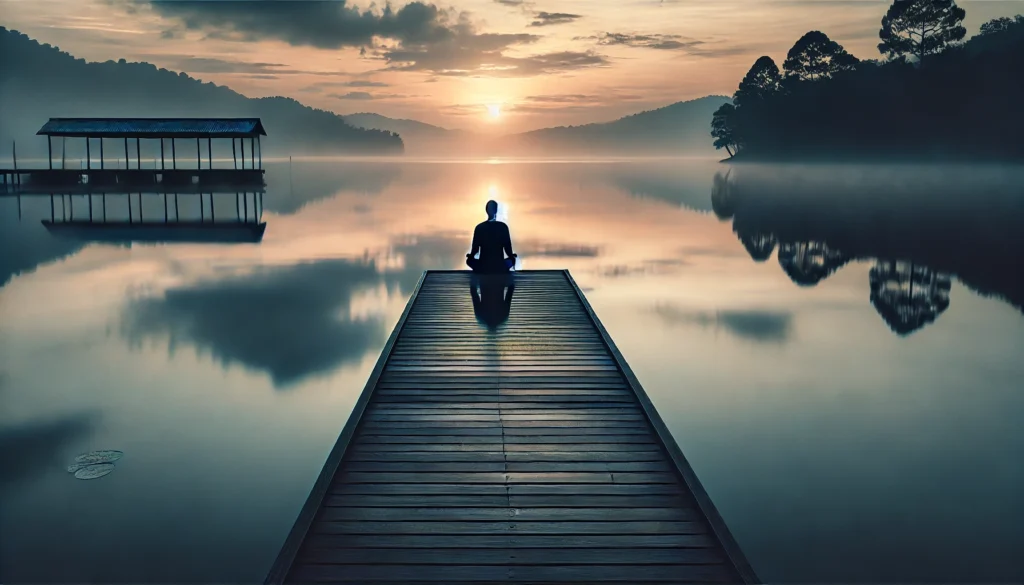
[
  {"left": 524, "top": 94, "right": 604, "bottom": 103},
  {"left": 506, "top": 92, "right": 644, "bottom": 114},
  {"left": 329, "top": 90, "right": 408, "bottom": 100},
  {"left": 144, "top": 1, "right": 603, "bottom": 78},
  {"left": 385, "top": 43, "right": 607, "bottom": 77},
  {"left": 578, "top": 32, "right": 704, "bottom": 51},
  {"left": 139, "top": 54, "right": 352, "bottom": 77},
  {"left": 652, "top": 304, "right": 793, "bottom": 343},
  {"left": 341, "top": 80, "right": 389, "bottom": 87},
  {"left": 530, "top": 12, "right": 582, "bottom": 27},
  {"left": 493, "top": 0, "right": 526, "bottom": 5},
  {"left": 147, "top": 0, "right": 457, "bottom": 49},
  {"left": 332, "top": 91, "right": 375, "bottom": 100}
]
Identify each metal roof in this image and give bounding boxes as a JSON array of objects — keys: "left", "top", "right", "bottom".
[{"left": 36, "top": 118, "right": 266, "bottom": 138}]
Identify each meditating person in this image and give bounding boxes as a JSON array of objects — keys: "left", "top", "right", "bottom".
[{"left": 466, "top": 200, "right": 516, "bottom": 273}]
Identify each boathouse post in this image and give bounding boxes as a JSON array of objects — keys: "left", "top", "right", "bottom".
[
  {"left": 136, "top": 138, "right": 141, "bottom": 170},
  {"left": 100, "top": 138, "right": 104, "bottom": 170},
  {"left": 240, "top": 138, "right": 246, "bottom": 170},
  {"left": 61, "top": 138, "right": 66, "bottom": 169},
  {"left": 208, "top": 137, "right": 213, "bottom": 169},
  {"left": 160, "top": 139, "right": 165, "bottom": 170},
  {"left": 48, "top": 136, "right": 52, "bottom": 169},
  {"left": 232, "top": 139, "right": 237, "bottom": 169},
  {"left": 124, "top": 138, "right": 128, "bottom": 170},
  {"left": 196, "top": 137, "right": 201, "bottom": 169},
  {"left": 243, "top": 190, "right": 248, "bottom": 222},
  {"left": 250, "top": 137, "right": 255, "bottom": 168},
  {"left": 86, "top": 138, "right": 91, "bottom": 170},
  {"left": 171, "top": 139, "right": 176, "bottom": 170}
]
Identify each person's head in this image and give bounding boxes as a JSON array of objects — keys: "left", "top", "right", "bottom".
[{"left": 485, "top": 200, "right": 498, "bottom": 220}]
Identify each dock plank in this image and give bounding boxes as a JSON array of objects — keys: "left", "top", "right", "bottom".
[{"left": 267, "top": 271, "right": 757, "bottom": 584}]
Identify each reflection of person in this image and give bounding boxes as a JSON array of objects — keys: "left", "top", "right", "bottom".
[
  {"left": 467, "top": 200, "right": 516, "bottom": 273},
  {"left": 470, "top": 275, "right": 515, "bottom": 330}
]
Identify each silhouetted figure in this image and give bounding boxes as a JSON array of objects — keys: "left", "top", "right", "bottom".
[
  {"left": 467, "top": 200, "right": 516, "bottom": 273},
  {"left": 470, "top": 275, "right": 515, "bottom": 330}
]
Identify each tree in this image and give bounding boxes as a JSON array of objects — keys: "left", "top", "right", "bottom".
[
  {"left": 710, "top": 103, "right": 740, "bottom": 157},
  {"left": 734, "top": 56, "right": 782, "bottom": 107},
  {"left": 878, "top": 0, "right": 966, "bottom": 63},
  {"left": 782, "top": 31, "right": 859, "bottom": 82},
  {"left": 979, "top": 15, "right": 1024, "bottom": 36}
]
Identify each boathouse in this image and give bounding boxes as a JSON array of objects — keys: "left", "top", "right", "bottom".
[{"left": 2, "top": 118, "right": 267, "bottom": 189}]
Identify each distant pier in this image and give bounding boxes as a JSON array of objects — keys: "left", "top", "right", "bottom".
[{"left": 2, "top": 118, "right": 267, "bottom": 192}]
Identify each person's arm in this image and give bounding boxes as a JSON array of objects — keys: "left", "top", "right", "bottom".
[
  {"left": 468, "top": 225, "right": 480, "bottom": 258},
  {"left": 502, "top": 224, "right": 515, "bottom": 258}
]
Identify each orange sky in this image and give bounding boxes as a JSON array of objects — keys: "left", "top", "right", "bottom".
[{"left": 3, "top": 0, "right": 1022, "bottom": 132}]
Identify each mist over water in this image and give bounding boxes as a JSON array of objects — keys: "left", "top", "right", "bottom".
[{"left": 1, "top": 159, "right": 1022, "bottom": 583}]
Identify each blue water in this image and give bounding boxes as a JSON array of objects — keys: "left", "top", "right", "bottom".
[{"left": 1, "top": 160, "right": 1022, "bottom": 583}]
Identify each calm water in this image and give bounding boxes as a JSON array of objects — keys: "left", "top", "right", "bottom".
[{"left": 1, "top": 160, "right": 1022, "bottom": 583}]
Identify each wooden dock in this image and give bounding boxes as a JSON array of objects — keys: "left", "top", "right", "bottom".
[
  {"left": 267, "top": 270, "right": 758, "bottom": 584},
  {"left": 0, "top": 168, "right": 265, "bottom": 190}
]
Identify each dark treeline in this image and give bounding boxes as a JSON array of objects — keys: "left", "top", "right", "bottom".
[
  {"left": 711, "top": 1, "right": 1024, "bottom": 161},
  {"left": 709, "top": 166, "right": 1024, "bottom": 335},
  {"left": 0, "top": 27, "right": 404, "bottom": 158}
]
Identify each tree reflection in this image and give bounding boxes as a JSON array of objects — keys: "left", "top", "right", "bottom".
[
  {"left": 710, "top": 170, "right": 736, "bottom": 220},
  {"left": 709, "top": 167, "right": 1023, "bottom": 337},
  {"left": 869, "top": 261, "right": 952, "bottom": 335},
  {"left": 739, "top": 232, "right": 778, "bottom": 262},
  {"left": 777, "top": 241, "right": 850, "bottom": 286}
]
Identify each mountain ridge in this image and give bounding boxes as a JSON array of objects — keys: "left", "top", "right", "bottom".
[{"left": 0, "top": 27, "right": 403, "bottom": 157}]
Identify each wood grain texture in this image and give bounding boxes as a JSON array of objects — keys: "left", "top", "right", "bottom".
[{"left": 269, "top": 271, "right": 756, "bottom": 584}]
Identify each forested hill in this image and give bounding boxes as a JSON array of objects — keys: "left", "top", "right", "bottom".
[
  {"left": 0, "top": 27, "right": 403, "bottom": 158},
  {"left": 503, "top": 96, "right": 729, "bottom": 156},
  {"left": 710, "top": 6, "right": 1024, "bottom": 162}
]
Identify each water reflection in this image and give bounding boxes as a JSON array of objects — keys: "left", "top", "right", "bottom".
[
  {"left": 0, "top": 413, "right": 96, "bottom": 494},
  {"left": 122, "top": 258, "right": 390, "bottom": 388},
  {"left": 1, "top": 160, "right": 1021, "bottom": 584},
  {"left": 712, "top": 168, "right": 1024, "bottom": 335},
  {"left": 470, "top": 274, "right": 515, "bottom": 330},
  {"left": 652, "top": 305, "right": 793, "bottom": 344}
]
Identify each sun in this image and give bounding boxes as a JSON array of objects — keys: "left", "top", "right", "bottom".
[{"left": 486, "top": 104, "right": 502, "bottom": 119}]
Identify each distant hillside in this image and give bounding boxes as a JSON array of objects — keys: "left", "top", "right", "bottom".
[
  {"left": 343, "top": 113, "right": 451, "bottom": 138},
  {"left": 499, "top": 96, "right": 731, "bottom": 156},
  {"left": 342, "top": 112, "right": 476, "bottom": 155},
  {"left": 0, "top": 27, "right": 403, "bottom": 158}
]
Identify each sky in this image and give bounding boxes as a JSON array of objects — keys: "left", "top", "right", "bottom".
[{"left": 2, "top": 0, "right": 1023, "bottom": 132}]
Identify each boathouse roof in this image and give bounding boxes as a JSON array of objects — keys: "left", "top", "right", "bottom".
[{"left": 36, "top": 118, "right": 267, "bottom": 138}]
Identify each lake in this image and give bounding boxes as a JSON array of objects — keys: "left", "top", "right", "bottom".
[{"left": 1, "top": 159, "right": 1022, "bottom": 583}]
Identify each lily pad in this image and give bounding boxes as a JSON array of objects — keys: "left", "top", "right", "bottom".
[
  {"left": 73, "top": 450, "right": 124, "bottom": 465},
  {"left": 74, "top": 463, "right": 115, "bottom": 480}
]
